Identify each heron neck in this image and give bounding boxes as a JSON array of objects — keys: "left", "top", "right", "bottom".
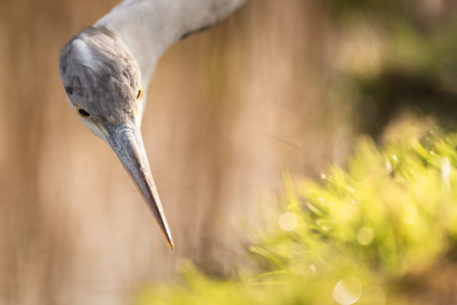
[{"left": 95, "top": 0, "right": 245, "bottom": 86}]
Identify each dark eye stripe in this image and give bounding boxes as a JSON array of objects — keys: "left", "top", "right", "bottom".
[
  {"left": 136, "top": 88, "right": 143, "bottom": 100},
  {"left": 77, "top": 108, "right": 91, "bottom": 118}
]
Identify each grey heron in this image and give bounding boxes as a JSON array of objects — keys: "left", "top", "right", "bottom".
[{"left": 59, "top": 0, "right": 246, "bottom": 249}]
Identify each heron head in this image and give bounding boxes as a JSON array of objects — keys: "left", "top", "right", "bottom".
[{"left": 59, "top": 26, "right": 174, "bottom": 249}]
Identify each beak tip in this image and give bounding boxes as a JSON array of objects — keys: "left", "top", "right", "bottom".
[
  {"left": 162, "top": 229, "right": 175, "bottom": 250},
  {"left": 168, "top": 240, "right": 175, "bottom": 250},
  {"left": 158, "top": 219, "right": 175, "bottom": 250}
]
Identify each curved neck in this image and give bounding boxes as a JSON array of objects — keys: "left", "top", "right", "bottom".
[{"left": 96, "top": 0, "right": 245, "bottom": 85}]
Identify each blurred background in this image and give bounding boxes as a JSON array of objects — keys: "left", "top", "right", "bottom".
[{"left": 2, "top": 0, "right": 457, "bottom": 304}]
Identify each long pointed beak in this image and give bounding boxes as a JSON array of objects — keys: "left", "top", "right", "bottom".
[{"left": 104, "top": 119, "right": 174, "bottom": 249}]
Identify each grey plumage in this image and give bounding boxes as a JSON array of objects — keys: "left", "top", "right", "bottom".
[
  {"left": 60, "top": 27, "right": 141, "bottom": 125},
  {"left": 96, "top": 0, "right": 246, "bottom": 86},
  {"left": 59, "top": 0, "right": 246, "bottom": 249}
]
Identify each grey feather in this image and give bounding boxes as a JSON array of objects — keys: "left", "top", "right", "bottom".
[
  {"left": 96, "top": 0, "right": 246, "bottom": 85},
  {"left": 59, "top": 26, "right": 141, "bottom": 125}
]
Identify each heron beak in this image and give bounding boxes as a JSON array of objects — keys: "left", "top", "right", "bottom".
[{"left": 103, "top": 119, "right": 174, "bottom": 249}]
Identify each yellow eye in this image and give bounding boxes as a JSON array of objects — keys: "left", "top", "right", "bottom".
[
  {"left": 136, "top": 88, "right": 143, "bottom": 101},
  {"left": 76, "top": 106, "right": 91, "bottom": 118}
]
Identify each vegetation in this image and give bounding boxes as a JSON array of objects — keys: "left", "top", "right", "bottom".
[
  {"left": 133, "top": 3, "right": 457, "bottom": 303},
  {"left": 135, "top": 118, "right": 457, "bottom": 305}
]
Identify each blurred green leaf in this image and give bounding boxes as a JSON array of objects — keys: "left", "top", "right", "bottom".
[{"left": 135, "top": 120, "right": 457, "bottom": 305}]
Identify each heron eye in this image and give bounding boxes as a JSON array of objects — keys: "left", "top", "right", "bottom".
[
  {"left": 136, "top": 88, "right": 143, "bottom": 101},
  {"left": 76, "top": 107, "right": 91, "bottom": 118}
]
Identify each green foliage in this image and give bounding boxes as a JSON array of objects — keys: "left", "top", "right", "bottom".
[{"left": 136, "top": 121, "right": 457, "bottom": 305}]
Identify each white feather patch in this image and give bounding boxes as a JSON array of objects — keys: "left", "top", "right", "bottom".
[{"left": 72, "top": 38, "right": 96, "bottom": 70}]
